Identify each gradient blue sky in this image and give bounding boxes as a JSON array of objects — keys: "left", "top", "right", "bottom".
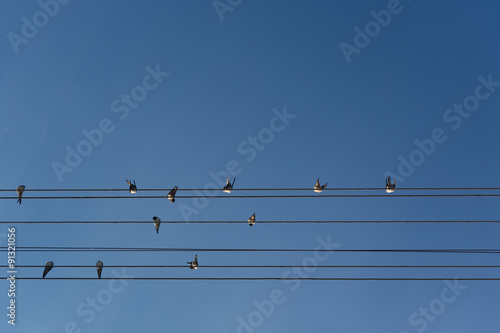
[{"left": 1, "top": 1, "right": 499, "bottom": 332}]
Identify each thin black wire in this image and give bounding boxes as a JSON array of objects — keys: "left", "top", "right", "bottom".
[
  {"left": 1, "top": 220, "right": 500, "bottom": 224},
  {"left": 1, "top": 194, "right": 500, "bottom": 199},
  {"left": 1, "top": 187, "right": 499, "bottom": 192},
  {"left": 7, "top": 277, "right": 500, "bottom": 281},
  {"left": 3, "top": 265, "right": 499, "bottom": 268},
  {"left": 3, "top": 247, "right": 500, "bottom": 253}
]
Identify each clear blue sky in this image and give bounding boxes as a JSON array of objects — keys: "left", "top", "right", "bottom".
[{"left": 1, "top": 1, "right": 499, "bottom": 332}]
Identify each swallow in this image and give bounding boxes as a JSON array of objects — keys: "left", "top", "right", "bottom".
[
  {"left": 313, "top": 179, "right": 327, "bottom": 193},
  {"left": 386, "top": 176, "right": 396, "bottom": 193},
  {"left": 223, "top": 176, "right": 236, "bottom": 193},
  {"left": 126, "top": 179, "right": 137, "bottom": 194},
  {"left": 153, "top": 216, "right": 161, "bottom": 234},
  {"left": 248, "top": 213, "right": 256, "bottom": 226},
  {"left": 187, "top": 254, "right": 198, "bottom": 270},
  {"left": 167, "top": 186, "right": 178, "bottom": 203},
  {"left": 96, "top": 260, "right": 103, "bottom": 279},
  {"left": 43, "top": 261, "right": 54, "bottom": 278},
  {"left": 16, "top": 185, "right": 25, "bottom": 204}
]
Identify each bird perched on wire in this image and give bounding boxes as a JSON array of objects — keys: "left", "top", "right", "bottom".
[
  {"left": 43, "top": 261, "right": 54, "bottom": 278},
  {"left": 248, "top": 213, "right": 256, "bottom": 226},
  {"left": 385, "top": 176, "right": 396, "bottom": 193},
  {"left": 126, "top": 180, "right": 137, "bottom": 193},
  {"left": 96, "top": 260, "right": 103, "bottom": 279},
  {"left": 153, "top": 216, "right": 161, "bottom": 234},
  {"left": 223, "top": 176, "right": 236, "bottom": 193},
  {"left": 167, "top": 186, "right": 178, "bottom": 203},
  {"left": 313, "top": 179, "right": 327, "bottom": 193},
  {"left": 187, "top": 254, "right": 198, "bottom": 270},
  {"left": 16, "top": 185, "right": 25, "bottom": 204}
]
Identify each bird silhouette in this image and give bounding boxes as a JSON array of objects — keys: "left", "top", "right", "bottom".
[
  {"left": 187, "top": 254, "right": 198, "bottom": 270},
  {"left": 126, "top": 180, "right": 137, "bottom": 193},
  {"left": 248, "top": 213, "right": 256, "bottom": 226},
  {"left": 223, "top": 176, "right": 236, "bottom": 193},
  {"left": 16, "top": 185, "right": 25, "bottom": 204},
  {"left": 167, "top": 186, "right": 178, "bottom": 203},
  {"left": 96, "top": 260, "right": 103, "bottom": 279},
  {"left": 385, "top": 176, "right": 396, "bottom": 193},
  {"left": 313, "top": 179, "right": 327, "bottom": 193},
  {"left": 42, "top": 261, "right": 54, "bottom": 278},
  {"left": 153, "top": 216, "right": 161, "bottom": 234}
]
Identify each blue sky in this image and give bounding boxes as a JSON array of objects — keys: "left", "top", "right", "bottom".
[{"left": 1, "top": 0, "right": 499, "bottom": 332}]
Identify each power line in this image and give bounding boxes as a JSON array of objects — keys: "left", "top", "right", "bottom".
[
  {"left": 3, "top": 265, "right": 499, "bottom": 268},
  {"left": 2, "top": 194, "right": 500, "bottom": 200},
  {"left": 6, "top": 277, "right": 500, "bottom": 281},
  {"left": 1, "top": 187, "right": 500, "bottom": 192},
  {"left": 3, "top": 247, "right": 500, "bottom": 253},
  {"left": 1, "top": 220, "right": 500, "bottom": 224}
]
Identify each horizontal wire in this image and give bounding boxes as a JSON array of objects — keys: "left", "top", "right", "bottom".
[
  {"left": 3, "top": 265, "right": 499, "bottom": 268},
  {"left": 6, "top": 277, "right": 500, "bottom": 281},
  {"left": 1, "top": 220, "right": 500, "bottom": 224},
  {"left": 2, "top": 187, "right": 500, "bottom": 192},
  {"left": 3, "top": 247, "right": 500, "bottom": 253},
  {"left": 2, "top": 194, "right": 500, "bottom": 199}
]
